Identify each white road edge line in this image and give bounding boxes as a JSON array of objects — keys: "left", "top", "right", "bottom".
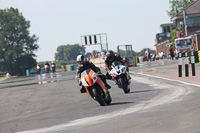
[{"left": 130, "top": 72, "right": 200, "bottom": 88}]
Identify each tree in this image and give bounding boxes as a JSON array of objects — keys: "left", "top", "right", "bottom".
[
  {"left": 137, "top": 48, "right": 156, "bottom": 56},
  {"left": 167, "top": 0, "right": 195, "bottom": 18},
  {"left": 55, "top": 44, "right": 85, "bottom": 61},
  {"left": 170, "top": 29, "right": 177, "bottom": 43},
  {"left": 0, "top": 8, "right": 39, "bottom": 76}
]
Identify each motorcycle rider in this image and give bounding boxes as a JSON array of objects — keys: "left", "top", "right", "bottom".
[
  {"left": 51, "top": 62, "right": 56, "bottom": 72},
  {"left": 45, "top": 61, "right": 50, "bottom": 68},
  {"left": 105, "top": 50, "right": 125, "bottom": 79},
  {"left": 36, "top": 64, "right": 41, "bottom": 74},
  {"left": 76, "top": 55, "right": 111, "bottom": 93},
  {"left": 44, "top": 61, "right": 50, "bottom": 73},
  {"left": 45, "top": 61, "right": 50, "bottom": 66}
]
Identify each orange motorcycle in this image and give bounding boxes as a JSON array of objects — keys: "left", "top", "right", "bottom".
[{"left": 80, "top": 68, "right": 112, "bottom": 106}]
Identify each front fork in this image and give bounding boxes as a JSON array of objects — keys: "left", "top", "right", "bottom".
[{"left": 126, "top": 71, "right": 131, "bottom": 84}]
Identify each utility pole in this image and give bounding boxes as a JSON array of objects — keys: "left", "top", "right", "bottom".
[{"left": 183, "top": 3, "right": 188, "bottom": 36}]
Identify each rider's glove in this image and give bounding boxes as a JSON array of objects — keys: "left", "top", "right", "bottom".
[
  {"left": 78, "top": 79, "right": 82, "bottom": 86},
  {"left": 96, "top": 71, "right": 101, "bottom": 74}
]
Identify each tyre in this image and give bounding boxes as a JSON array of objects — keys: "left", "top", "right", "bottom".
[
  {"left": 45, "top": 68, "right": 49, "bottom": 73},
  {"left": 92, "top": 85, "right": 106, "bottom": 106},
  {"left": 105, "top": 92, "right": 112, "bottom": 105},
  {"left": 119, "top": 75, "right": 130, "bottom": 93}
]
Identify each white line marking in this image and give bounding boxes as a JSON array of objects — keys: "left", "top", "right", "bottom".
[{"left": 130, "top": 72, "right": 200, "bottom": 88}]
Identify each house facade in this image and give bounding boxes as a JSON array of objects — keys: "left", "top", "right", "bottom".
[
  {"left": 155, "top": 0, "right": 200, "bottom": 57},
  {"left": 172, "top": 0, "right": 200, "bottom": 51},
  {"left": 155, "top": 23, "right": 175, "bottom": 57}
]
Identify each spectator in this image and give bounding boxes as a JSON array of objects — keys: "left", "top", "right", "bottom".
[
  {"left": 145, "top": 48, "right": 151, "bottom": 62},
  {"left": 156, "top": 53, "right": 160, "bottom": 60},
  {"left": 169, "top": 45, "right": 174, "bottom": 60},
  {"left": 6, "top": 73, "right": 11, "bottom": 77},
  {"left": 101, "top": 51, "right": 105, "bottom": 56}
]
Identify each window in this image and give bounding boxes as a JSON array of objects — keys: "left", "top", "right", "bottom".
[
  {"left": 167, "top": 26, "right": 170, "bottom": 32},
  {"left": 176, "top": 38, "right": 192, "bottom": 47},
  {"left": 172, "top": 26, "right": 176, "bottom": 30},
  {"left": 186, "top": 17, "right": 200, "bottom": 27},
  {"left": 164, "top": 27, "right": 167, "bottom": 33}
]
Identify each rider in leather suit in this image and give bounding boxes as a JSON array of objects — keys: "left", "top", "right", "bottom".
[
  {"left": 76, "top": 55, "right": 111, "bottom": 93},
  {"left": 105, "top": 50, "right": 124, "bottom": 79}
]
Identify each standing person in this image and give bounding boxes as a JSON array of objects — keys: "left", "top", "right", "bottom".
[
  {"left": 76, "top": 55, "right": 111, "bottom": 93},
  {"left": 145, "top": 48, "right": 151, "bottom": 62},
  {"left": 101, "top": 51, "right": 105, "bottom": 56},
  {"left": 169, "top": 45, "right": 174, "bottom": 60}
]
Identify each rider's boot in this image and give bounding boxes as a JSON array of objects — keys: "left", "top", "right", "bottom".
[
  {"left": 105, "top": 83, "right": 111, "bottom": 89},
  {"left": 80, "top": 86, "right": 86, "bottom": 93}
]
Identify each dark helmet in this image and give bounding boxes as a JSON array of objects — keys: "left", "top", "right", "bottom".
[{"left": 106, "top": 50, "right": 114, "bottom": 59}]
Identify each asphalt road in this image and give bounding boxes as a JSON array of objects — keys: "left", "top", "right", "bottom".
[{"left": 1, "top": 61, "right": 200, "bottom": 133}]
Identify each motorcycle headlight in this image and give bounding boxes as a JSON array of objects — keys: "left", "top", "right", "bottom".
[{"left": 120, "top": 66, "right": 126, "bottom": 73}]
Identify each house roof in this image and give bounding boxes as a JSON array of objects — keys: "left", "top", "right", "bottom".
[
  {"left": 177, "top": 0, "right": 200, "bottom": 16},
  {"left": 160, "top": 23, "right": 175, "bottom": 27}
]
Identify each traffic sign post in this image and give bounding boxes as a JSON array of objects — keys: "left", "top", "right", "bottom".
[
  {"left": 178, "top": 51, "right": 196, "bottom": 77},
  {"left": 178, "top": 53, "right": 182, "bottom": 77},
  {"left": 191, "top": 51, "right": 196, "bottom": 76}
]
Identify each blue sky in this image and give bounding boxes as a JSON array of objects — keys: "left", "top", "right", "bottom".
[{"left": 0, "top": 0, "right": 172, "bottom": 62}]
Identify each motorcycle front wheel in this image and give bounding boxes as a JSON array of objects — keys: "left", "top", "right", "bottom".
[
  {"left": 119, "top": 75, "right": 130, "bottom": 93},
  {"left": 92, "top": 85, "right": 106, "bottom": 106}
]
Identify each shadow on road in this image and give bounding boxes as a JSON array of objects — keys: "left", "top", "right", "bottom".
[
  {"left": 129, "top": 89, "right": 154, "bottom": 94},
  {"left": 109, "top": 101, "right": 134, "bottom": 106}
]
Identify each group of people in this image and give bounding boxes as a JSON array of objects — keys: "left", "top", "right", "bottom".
[
  {"left": 145, "top": 46, "right": 175, "bottom": 61},
  {"left": 89, "top": 51, "right": 106, "bottom": 59},
  {"left": 76, "top": 50, "right": 125, "bottom": 93},
  {"left": 36, "top": 62, "right": 56, "bottom": 74}
]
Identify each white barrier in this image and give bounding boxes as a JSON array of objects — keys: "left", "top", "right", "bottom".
[
  {"left": 90, "top": 56, "right": 105, "bottom": 69},
  {"left": 139, "top": 57, "right": 143, "bottom": 63}
]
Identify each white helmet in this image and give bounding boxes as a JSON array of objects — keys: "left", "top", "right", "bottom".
[{"left": 76, "top": 55, "right": 84, "bottom": 62}]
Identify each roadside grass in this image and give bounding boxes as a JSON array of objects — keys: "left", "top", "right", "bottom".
[
  {"left": 0, "top": 76, "right": 6, "bottom": 81},
  {"left": 0, "top": 75, "right": 17, "bottom": 81}
]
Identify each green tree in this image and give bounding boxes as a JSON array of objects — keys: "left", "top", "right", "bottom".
[
  {"left": 0, "top": 8, "right": 39, "bottom": 76},
  {"left": 137, "top": 48, "right": 146, "bottom": 56},
  {"left": 170, "top": 29, "right": 177, "bottom": 43},
  {"left": 167, "top": 0, "right": 195, "bottom": 18},
  {"left": 55, "top": 44, "right": 85, "bottom": 61}
]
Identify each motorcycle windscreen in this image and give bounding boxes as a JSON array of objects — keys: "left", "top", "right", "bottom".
[
  {"left": 112, "top": 61, "right": 123, "bottom": 68},
  {"left": 81, "top": 68, "right": 98, "bottom": 86}
]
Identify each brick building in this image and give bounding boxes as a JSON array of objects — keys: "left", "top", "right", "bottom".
[
  {"left": 155, "top": 23, "right": 175, "bottom": 57},
  {"left": 172, "top": 0, "right": 200, "bottom": 51},
  {"left": 155, "top": 0, "right": 200, "bottom": 57}
]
